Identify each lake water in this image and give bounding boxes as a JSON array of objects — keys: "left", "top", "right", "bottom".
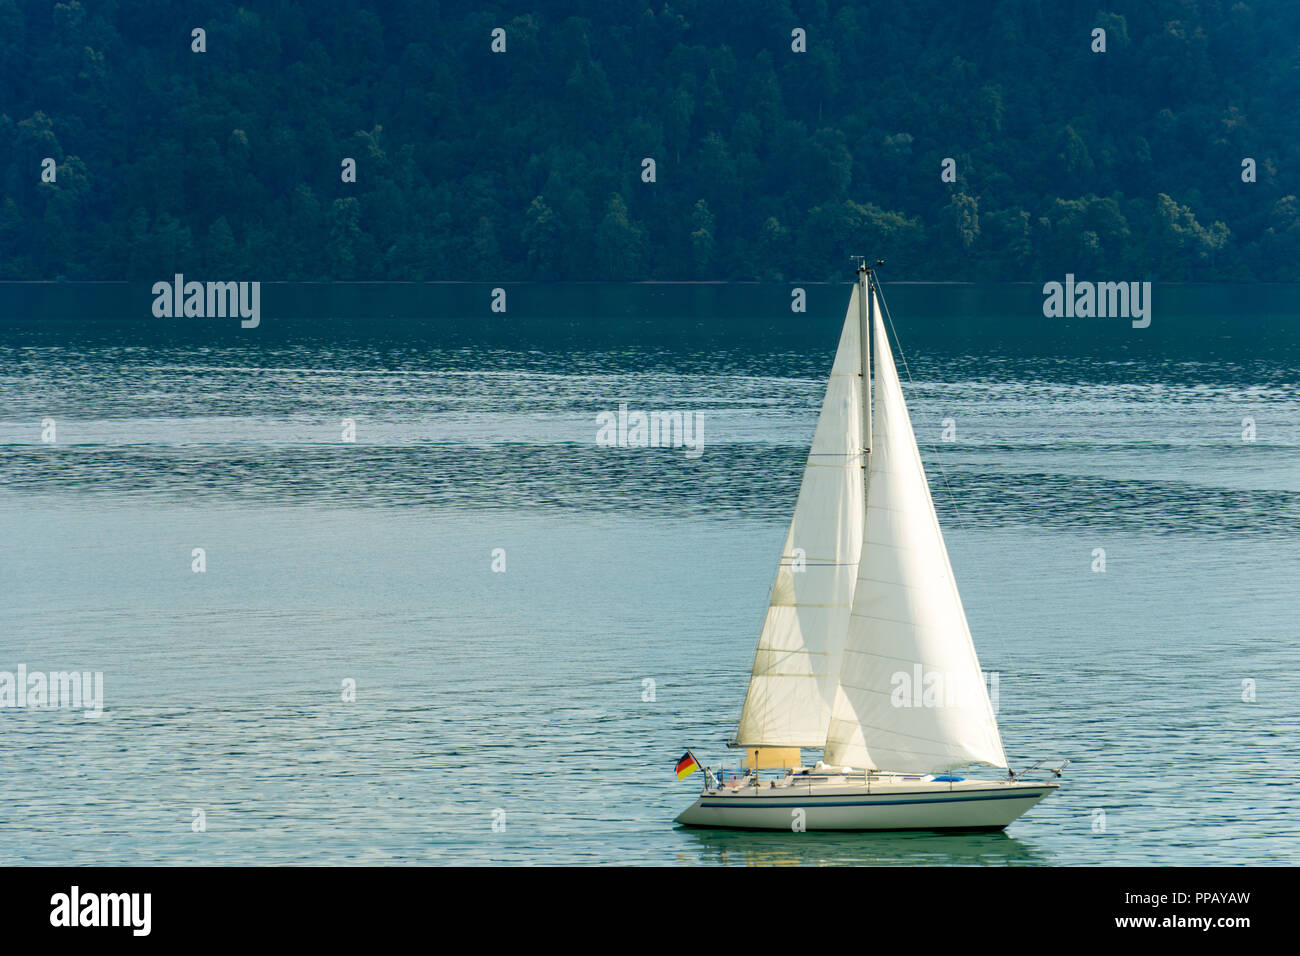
[{"left": 1, "top": 282, "right": 1297, "bottom": 865}]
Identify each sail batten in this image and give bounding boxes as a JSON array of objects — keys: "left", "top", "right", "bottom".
[
  {"left": 733, "top": 285, "right": 866, "bottom": 748},
  {"left": 822, "top": 289, "right": 1007, "bottom": 772}
]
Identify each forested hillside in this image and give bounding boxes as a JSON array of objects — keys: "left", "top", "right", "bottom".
[{"left": 2, "top": 0, "right": 1298, "bottom": 280}]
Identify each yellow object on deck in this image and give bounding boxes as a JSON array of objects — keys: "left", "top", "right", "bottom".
[{"left": 743, "top": 746, "right": 801, "bottom": 769}]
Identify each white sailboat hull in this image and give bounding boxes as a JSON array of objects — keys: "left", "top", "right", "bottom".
[{"left": 676, "top": 779, "right": 1056, "bottom": 832}]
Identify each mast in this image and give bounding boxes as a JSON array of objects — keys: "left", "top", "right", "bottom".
[{"left": 857, "top": 261, "right": 872, "bottom": 457}]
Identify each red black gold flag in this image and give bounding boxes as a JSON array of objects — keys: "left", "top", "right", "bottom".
[{"left": 675, "top": 751, "right": 701, "bottom": 781}]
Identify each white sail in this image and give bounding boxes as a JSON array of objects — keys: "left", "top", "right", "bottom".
[
  {"left": 734, "top": 285, "right": 866, "bottom": 748},
  {"left": 823, "top": 293, "right": 1007, "bottom": 772}
]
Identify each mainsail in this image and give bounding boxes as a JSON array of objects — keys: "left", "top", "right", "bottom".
[
  {"left": 733, "top": 285, "right": 866, "bottom": 747},
  {"left": 823, "top": 293, "right": 1007, "bottom": 771}
]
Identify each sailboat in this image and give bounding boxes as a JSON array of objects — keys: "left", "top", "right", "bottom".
[{"left": 676, "top": 262, "right": 1064, "bottom": 832}]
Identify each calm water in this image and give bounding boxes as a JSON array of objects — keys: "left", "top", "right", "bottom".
[{"left": 1, "top": 283, "right": 1297, "bottom": 866}]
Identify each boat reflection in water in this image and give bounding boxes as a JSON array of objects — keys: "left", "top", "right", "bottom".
[{"left": 677, "top": 826, "right": 1048, "bottom": 867}]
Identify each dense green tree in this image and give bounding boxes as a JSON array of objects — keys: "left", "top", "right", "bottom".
[
  {"left": 205, "top": 217, "right": 238, "bottom": 274},
  {"left": 690, "top": 199, "right": 716, "bottom": 279},
  {"left": 1035, "top": 196, "right": 1132, "bottom": 274},
  {"left": 981, "top": 207, "right": 1032, "bottom": 274},
  {"left": 522, "top": 195, "right": 562, "bottom": 278},
  {"left": 327, "top": 198, "right": 363, "bottom": 280},
  {"left": 1253, "top": 197, "right": 1300, "bottom": 280},
  {"left": 939, "top": 192, "right": 980, "bottom": 255},
  {"left": 594, "top": 194, "right": 645, "bottom": 280},
  {"left": 1149, "top": 194, "right": 1230, "bottom": 279}
]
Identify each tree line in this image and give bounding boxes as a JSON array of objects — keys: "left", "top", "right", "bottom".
[{"left": 2, "top": 0, "right": 1297, "bottom": 282}]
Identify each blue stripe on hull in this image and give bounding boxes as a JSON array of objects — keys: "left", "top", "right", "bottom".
[{"left": 697, "top": 790, "right": 1047, "bottom": 809}]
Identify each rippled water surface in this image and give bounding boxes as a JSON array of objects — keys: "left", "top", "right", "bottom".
[{"left": 1, "top": 283, "right": 1297, "bottom": 865}]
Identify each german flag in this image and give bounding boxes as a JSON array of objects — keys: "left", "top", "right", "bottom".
[{"left": 675, "top": 751, "right": 702, "bottom": 781}]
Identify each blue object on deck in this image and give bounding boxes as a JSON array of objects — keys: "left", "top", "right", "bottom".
[{"left": 927, "top": 774, "right": 965, "bottom": 782}]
